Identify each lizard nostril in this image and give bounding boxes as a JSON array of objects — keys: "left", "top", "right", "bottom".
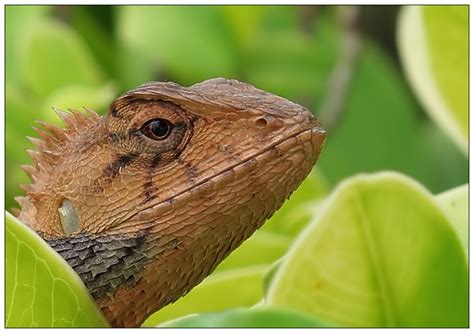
[{"left": 254, "top": 118, "right": 268, "bottom": 128}]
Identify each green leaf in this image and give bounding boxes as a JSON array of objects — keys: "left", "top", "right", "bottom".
[
  {"left": 160, "top": 307, "right": 329, "bottom": 327},
  {"left": 142, "top": 265, "right": 268, "bottom": 327},
  {"left": 266, "top": 172, "right": 468, "bottom": 327},
  {"left": 435, "top": 184, "right": 468, "bottom": 254},
  {"left": 262, "top": 257, "right": 284, "bottom": 294},
  {"left": 6, "top": 212, "right": 109, "bottom": 328},
  {"left": 397, "top": 6, "right": 468, "bottom": 152},
  {"left": 117, "top": 6, "right": 237, "bottom": 84},
  {"left": 21, "top": 19, "right": 104, "bottom": 97}
]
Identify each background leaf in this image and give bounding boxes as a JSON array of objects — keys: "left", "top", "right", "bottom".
[
  {"left": 5, "top": 5, "right": 51, "bottom": 85},
  {"left": 266, "top": 172, "right": 468, "bottom": 327},
  {"left": 21, "top": 19, "right": 104, "bottom": 98},
  {"left": 397, "top": 6, "right": 468, "bottom": 152},
  {"left": 143, "top": 266, "right": 269, "bottom": 327},
  {"left": 5, "top": 213, "right": 109, "bottom": 328},
  {"left": 424, "top": 6, "right": 468, "bottom": 138},
  {"left": 435, "top": 184, "right": 468, "bottom": 254},
  {"left": 160, "top": 307, "right": 329, "bottom": 328}
]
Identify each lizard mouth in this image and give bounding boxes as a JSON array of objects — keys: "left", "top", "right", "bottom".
[{"left": 111, "top": 125, "right": 326, "bottom": 231}]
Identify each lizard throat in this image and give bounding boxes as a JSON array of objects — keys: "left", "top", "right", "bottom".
[{"left": 44, "top": 231, "right": 149, "bottom": 300}]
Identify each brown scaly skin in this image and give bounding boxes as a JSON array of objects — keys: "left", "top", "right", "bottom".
[{"left": 15, "top": 78, "right": 326, "bottom": 327}]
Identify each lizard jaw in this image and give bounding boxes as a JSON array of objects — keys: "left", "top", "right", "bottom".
[{"left": 110, "top": 125, "right": 326, "bottom": 233}]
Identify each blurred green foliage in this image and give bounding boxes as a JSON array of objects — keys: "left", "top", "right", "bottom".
[
  {"left": 5, "top": 5, "right": 468, "bottom": 328},
  {"left": 6, "top": 5, "right": 467, "bottom": 211}
]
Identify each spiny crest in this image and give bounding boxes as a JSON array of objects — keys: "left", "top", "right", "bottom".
[{"left": 16, "top": 108, "right": 101, "bottom": 212}]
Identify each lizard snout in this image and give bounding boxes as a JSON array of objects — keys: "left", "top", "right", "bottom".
[{"left": 311, "top": 127, "right": 327, "bottom": 153}]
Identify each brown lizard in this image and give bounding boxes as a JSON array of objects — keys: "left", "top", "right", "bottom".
[{"left": 15, "top": 78, "right": 326, "bottom": 327}]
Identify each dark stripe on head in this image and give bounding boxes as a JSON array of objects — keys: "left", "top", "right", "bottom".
[
  {"left": 129, "top": 129, "right": 142, "bottom": 137},
  {"left": 110, "top": 106, "right": 119, "bottom": 118},
  {"left": 143, "top": 155, "right": 162, "bottom": 202},
  {"left": 150, "top": 154, "right": 162, "bottom": 169},
  {"left": 109, "top": 129, "right": 142, "bottom": 145},
  {"left": 143, "top": 179, "right": 157, "bottom": 203},
  {"left": 185, "top": 161, "right": 198, "bottom": 179},
  {"left": 174, "top": 121, "right": 187, "bottom": 130},
  {"left": 175, "top": 157, "right": 198, "bottom": 183},
  {"left": 103, "top": 152, "right": 140, "bottom": 178},
  {"left": 108, "top": 132, "right": 126, "bottom": 143}
]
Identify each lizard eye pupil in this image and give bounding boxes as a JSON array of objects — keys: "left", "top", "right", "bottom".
[{"left": 141, "top": 118, "right": 172, "bottom": 140}]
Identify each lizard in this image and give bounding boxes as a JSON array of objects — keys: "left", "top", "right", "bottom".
[{"left": 14, "top": 78, "right": 326, "bottom": 327}]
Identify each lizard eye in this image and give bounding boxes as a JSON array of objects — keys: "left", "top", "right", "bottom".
[{"left": 141, "top": 118, "right": 172, "bottom": 140}]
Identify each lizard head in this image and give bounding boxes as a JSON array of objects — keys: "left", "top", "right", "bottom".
[{"left": 16, "top": 78, "right": 325, "bottom": 327}]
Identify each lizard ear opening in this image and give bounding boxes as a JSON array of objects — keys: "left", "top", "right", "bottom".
[
  {"left": 254, "top": 117, "right": 268, "bottom": 128},
  {"left": 58, "top": 199, "right": 80, "bottom": 235}
]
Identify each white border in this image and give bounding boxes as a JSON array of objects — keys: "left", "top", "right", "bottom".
[{"left": 1, "top": 2, "right": 471, "bottom": 333}]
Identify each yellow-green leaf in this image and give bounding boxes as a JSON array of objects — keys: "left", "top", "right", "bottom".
[
  {"left": 397, "top": 6, "right": 468, "bottom": 152},
  {"left": 266, "top": 172, "right": 467, "bottom": 327},
  {"left": 160, "top": 307, "right": 329, "bottom": 327},
  {"left": 6, "top": 212, "right": 109, "bottom": 328},
  {"left": 435, "top": 184, "right": 468, "bottom": 254},
  {"left": 143, "top": 265, "right": 268, "bottom": 327}
]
